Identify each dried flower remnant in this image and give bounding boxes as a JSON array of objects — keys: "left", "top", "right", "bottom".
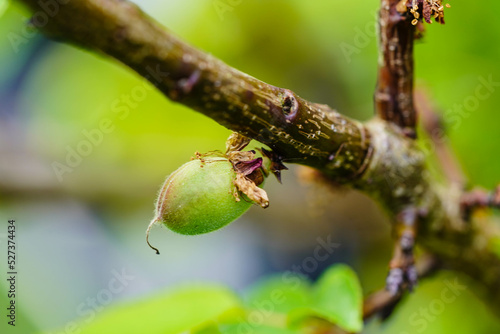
[
  {"left": 397, "top": 0, "right": 449, "bottom": 25},
  {"left": 227, "top": 147, "right": 270, "bottom": 208},
  {"left": 234, "top": 173, "right": 269, "bottom": 208},
  {"left": 225, "top": 132, "right": 251, "bottom": 153},
  {"left": 258, "top": 147, "right": 288, "bottom": 183}
]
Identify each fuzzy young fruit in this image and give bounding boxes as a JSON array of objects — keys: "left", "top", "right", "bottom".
[{"left": 151, "top": 157, "right": 253, "bottom": 237}]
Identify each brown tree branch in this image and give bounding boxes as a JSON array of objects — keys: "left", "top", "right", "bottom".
[
  {"left": 363, "top": 253, "right": 440, "bottom": 321},
  {"left": 16, "top": 0, "right": 500, "bottom": 319},
  {"left": 375, "top": 0, "right": 417, "bottom": 136},
  {"left": 375, "top": 1, "right": 446, "bottom": 137},
  {"left": 461, "top": 186, "right": 500, "bottom": 220}
]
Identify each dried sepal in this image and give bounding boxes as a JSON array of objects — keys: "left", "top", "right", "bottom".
[
  {"left": 225, "top": 132, "right": 251, "bottom": 154},
  {"left": 396, "top": 0, "right": 409, "bottom": 13},
  {"left": 233, "top": 158, "right": 264, "bottom": 179},
  {"left": 227, "top": 150, "right": 256, "bottom": 164},
  {"left": 225, "top": 139, "right": 271, "bottom": 208},
  {"left": 228, "top": 150, "right": 269, "bottom": 207},
  {"left": 245, "top": 164, "right": 265, "bottom": 186},
  {"left": 258, "top": 148, "right": 288, "bottom": 183},
  {"left": 234, "top": 173, "right": 269, "bottom": 208}
]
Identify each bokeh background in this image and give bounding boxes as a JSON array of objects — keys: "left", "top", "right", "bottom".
[{"left": 1, "top": 0, "right": 500, "bottom": 333}]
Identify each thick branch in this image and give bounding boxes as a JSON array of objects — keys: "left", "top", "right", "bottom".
[{"left": 19, "top": 0, "right": 370, "bottom": 183}]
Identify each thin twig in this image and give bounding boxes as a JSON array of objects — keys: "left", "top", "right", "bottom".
[{"left": 363, "top": 254, "right": 440, "bottom": 320}]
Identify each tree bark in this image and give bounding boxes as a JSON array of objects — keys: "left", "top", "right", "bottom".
[{"left": 375, "top": 0, "right": 417, "bottom": 136}]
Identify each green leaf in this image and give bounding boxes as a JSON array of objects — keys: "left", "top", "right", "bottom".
[
  {"left": 73, "top": 284, "right": 244, "bottom": 334},
  {"left": 289, "top": 264, "right": 363, "bottom": 333},
  {"left": 192, "top": 323, "right": 222, "bottom": 334},
  {"left": 245, "top": 274, "right": 312, "bottom": 314},
  {"left": 221, "top": 323, "right": 300, "bottom": 334}
]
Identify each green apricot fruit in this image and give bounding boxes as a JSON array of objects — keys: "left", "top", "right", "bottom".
[{"left": 152, "top": 157, "right": 252, "bottom": 236}]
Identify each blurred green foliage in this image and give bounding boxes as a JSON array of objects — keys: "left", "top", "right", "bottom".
[
  {"left": 62, "top": 264, "right": 362, "bottom": 334},
  {"left": 288, "top": 265, "right": 363, "bottom": 332},
  {"left": 365, "top": 271, "right": 500, "bottom": 334},
  {"left": 76, "top": 284, "right": 243, "bottom": 334}
]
